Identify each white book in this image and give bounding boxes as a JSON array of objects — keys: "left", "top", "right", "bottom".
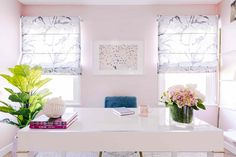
[{"left": 112, "top": 107, "right": 135, "bottom": 116}]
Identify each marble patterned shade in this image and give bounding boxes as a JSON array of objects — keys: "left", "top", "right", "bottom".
[
  {"left": 21, "top": 16, "right": 81, "bottom": 75},
  {"left": 157, "top": 15, "right": 218, "bottom": 73}
]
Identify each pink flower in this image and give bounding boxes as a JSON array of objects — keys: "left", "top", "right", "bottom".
[{"left": 161, "top": 84, "right": 205, "bottom": 108}]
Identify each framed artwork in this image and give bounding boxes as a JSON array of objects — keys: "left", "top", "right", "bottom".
[
  {"left": 93, "top": 41, "right": 143, "bottom": 75},
  {"left": 231, "top": 0, "right": 236, "bottom": 23}
]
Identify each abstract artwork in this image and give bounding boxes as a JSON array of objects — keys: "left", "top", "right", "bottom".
[
  {"left": 231, "top": 0, "right": 236, "bottom": 22},
  {"left": 94, "top": 41, "right": 143, "bottom": 75}
]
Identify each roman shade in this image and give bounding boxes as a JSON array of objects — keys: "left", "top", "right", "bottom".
[
  {"left": 157, "top": 15, "right": 218, "bottom": 73},
  {"left": 20, "top": 16, "right": 81, "bottom": 75}
]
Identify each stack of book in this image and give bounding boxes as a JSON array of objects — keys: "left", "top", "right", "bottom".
[{"left": 30, "top": 112, "right": 78, "bottom": 129}]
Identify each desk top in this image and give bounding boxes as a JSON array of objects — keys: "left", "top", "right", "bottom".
[
  {"left": 17, "top": 107, "right": 224, "bottom": 152},
  {"left": 19, "top": 107, "right": 220, "bottom": 133}
]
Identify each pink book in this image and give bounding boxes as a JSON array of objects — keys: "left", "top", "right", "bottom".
[
  {"left": 30, "top": 112, "right": 78, "bottom": 126},
  {"left": 30, "top": 117, "right": 77, "bottom": 129}
]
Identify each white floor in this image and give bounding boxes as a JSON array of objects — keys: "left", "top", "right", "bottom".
[
  {"left": 4, "top": 150, "right": 235, "bottom": 157},
  {"left": 35, "top": 152, "right": 208, "bottom": 157}
]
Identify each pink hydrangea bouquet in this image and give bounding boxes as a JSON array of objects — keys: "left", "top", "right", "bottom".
[{"left": 161, "top": 84, "right": 206, "bottom": 110}]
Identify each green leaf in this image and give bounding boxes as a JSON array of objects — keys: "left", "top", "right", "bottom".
[
  {"left": 0, "top": 74, "right": 14, "bottom": 85},
  {"left": 17, "top": 115, "right": 23, "bottom": 125},
  {"left": 29, "top": 95, "right": 43, "bottom": 112},
  {"left": 34, "top": 78, "right": 51, "bottom": 90},
  {"left": 31, "top": 109, "right": 41, "bottom": 120},
  {"left": 4, "top": 88, "right": 14, "bottom": 94},
  {"left": 0, "top": 100, "right": 12, "bottom": 108},
  {"left": 0, "top": 106, "right": 15, "bottom": 113},
  {"left": 198, "top": 99, "right": 203, "bottom": 104},
  {"left": 1, "top": 74, "right": 27, "bottom": 92},
  {"left": 9, "top": 64, "right": 30, "bottom": 77},
  {"left": 15, "top": 108, "right": 32, "bottom": 127},
  {"left": 8, "top": 92, "right": 30, "bottom": 104},
  {"left": 165, "top": 101, "right": 174, "bottom": 107},
  {"left": 0, "top": 118, "right": 19, "bottom": 127},
  {"left": 192, "top": 105, "right": 199, "bottom": 110},
  {"left": 11, "top": 108, "right": 31, "bottom": 117},
  {"left": 13, "top": 75, "right": 28, "bottom": 92},
  {"left": 11, "top": 108, "right": 31, "bottom": 127},
  {"left": 28, "top": 67, "right": 42, "bottom": 84},
  {"left": 38, "top": 89, "right": 52, "bottom": 98},
  {"left": 197, "top": 103, "right": 206, "bottom": 110},
  {"left": 8, "top": 95, "right": 22, "bottom": 103}
]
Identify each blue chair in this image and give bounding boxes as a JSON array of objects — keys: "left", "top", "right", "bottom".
[
  {"left": 105, "top": 96, "right": 137, "bottom": 108},
  {"left": 99, "top": 96, "right": 143, "bottom": 157}
]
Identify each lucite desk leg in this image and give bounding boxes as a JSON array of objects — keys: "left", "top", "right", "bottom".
[
  {"left": 212, "top": 152, "right": 224, "bottom": 157},
  {"left": 16, "top": 151, "right": 29, "bottom": 157},
  {"left": 171, "top": 152, "right": 177, "bottom": 157},
  {"left": 62, "top": 152, "right": 66, "bottom": 157}
]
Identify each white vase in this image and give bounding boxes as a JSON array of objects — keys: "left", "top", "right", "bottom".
[{"left": 43, "top": 97, "right": 65, "bottom": 118}]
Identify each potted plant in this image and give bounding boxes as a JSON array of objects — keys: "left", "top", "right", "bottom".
[
  {"left": 0, "top": 64, "right": 51, "bottom": 128},
  {"left": 160, "top": 84, "right": 206, "bottom": 124}
]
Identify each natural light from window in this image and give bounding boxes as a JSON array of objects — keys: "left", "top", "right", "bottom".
[
  {"left": 42, "top": 75, "right": 80, "bottom": 103},
  {"left": 164, "top": 73, "right": 206, "bottom": 95},
  {"left": 160, "top": 73, "right": 216, "bottom": 105},
  {"left": 221, "top": 81, "right": 236, "bottom": 106}
]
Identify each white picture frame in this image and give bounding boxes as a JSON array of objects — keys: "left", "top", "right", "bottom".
[{"left": 93, "top": 41, "right": 143, "bottom": 75}]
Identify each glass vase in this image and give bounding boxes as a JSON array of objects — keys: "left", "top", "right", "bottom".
[{"left": 170, "top": 105, "right": 193, "bottom": 124}]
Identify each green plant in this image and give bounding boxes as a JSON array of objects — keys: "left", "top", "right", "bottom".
[{"left": 0, "top": 65, "right": 51, "bottom": 128}]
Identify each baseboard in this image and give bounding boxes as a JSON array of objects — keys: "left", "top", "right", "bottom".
[{"left": 0, "top": 143, "right": 13, "bottom": 157}]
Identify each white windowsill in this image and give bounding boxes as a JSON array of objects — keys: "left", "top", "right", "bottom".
[{"left": 219, "top": 105, "right": 236, "bottom": 111}]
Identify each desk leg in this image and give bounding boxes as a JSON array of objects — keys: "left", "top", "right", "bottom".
[
  {"left": 213, "top": 152, "right": 224, "bottom": 157},
  {"left": 139, "top": 151, "right": 143, "bottom": 157},
  {"left": 16, "top": 151, "right": 30, "bottom": 157},
  {"left": 99, "top": 151, "right": 103, "bottom": 157},
  {"left": 171, "top": 152, "right": 177, "bottom": 157}
]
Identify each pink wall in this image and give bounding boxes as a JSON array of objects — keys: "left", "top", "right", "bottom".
[
  {"left": 22, "top": 5, "right": 218, "bottom": 108},
  {"left": 195, "top": 105, "right": 218, "bottom": 126},
  {"left": 0, "top": 0, "right": 21, "bottom": 151},
  {"left": 219, "top": 0, "right": 236, "bottom": 53},
  {"left": 0, "top": 0, "right": 21, "bottom": 72},
  {"left": 219, "top": 107, "right": 236, "bottom": 130},
  {"left": 218, "top": 0, "right": 236, "bottom": 131}
]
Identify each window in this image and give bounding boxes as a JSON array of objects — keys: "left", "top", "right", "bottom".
[
  {"left": 220, "top": 81, "right": 236, "bottom": 106},
  {"left": 157, "top": 15, "right": 218, "bottom": 105},
  {"left": 42, "top": 75, "right": 81, "bottom": 104},
  {"left": 220, "top": 51, "right": 236, "bottom": 107},
  {"left": 20, "top": 16, "right": 81, "bottom": 104},
  {"left": 158, "top": 73, "right": 216, "bottom": 104}
]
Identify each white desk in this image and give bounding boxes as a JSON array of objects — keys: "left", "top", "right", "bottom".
[{"left": 16, "top": 108, "right": 224, "bottom": 157}]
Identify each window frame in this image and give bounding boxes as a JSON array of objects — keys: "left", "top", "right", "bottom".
[
  {"left": 19, "top": 16, "right": 82, "bottom": 105},
  {"left": 158, "top": 72, "right": 218, "bottom": 106}
]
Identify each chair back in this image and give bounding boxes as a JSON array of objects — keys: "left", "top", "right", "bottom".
[{"left": 104, "top": 96, "right": 137, "bottom": 108}]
